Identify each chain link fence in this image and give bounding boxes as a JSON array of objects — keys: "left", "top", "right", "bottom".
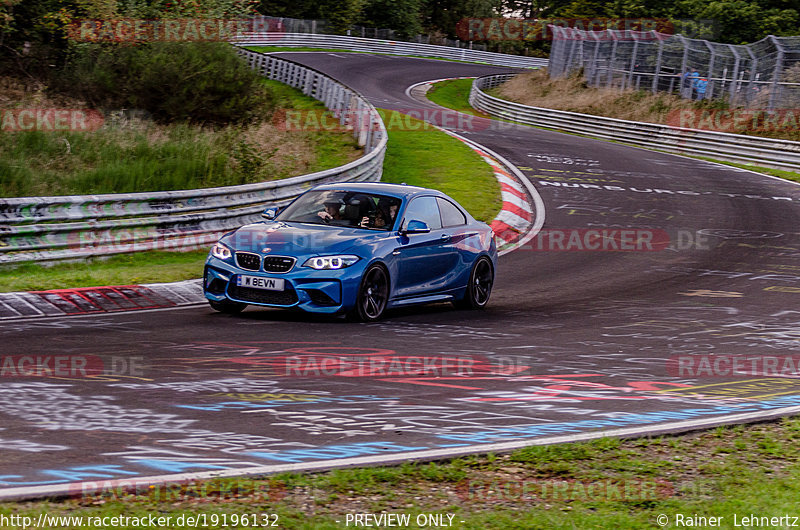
[
  {"left": 549, "top": 26, "right": 800, "bottom": 110},
  {"left": 254, "top": 16, "right": 489, "bottom": 51}
]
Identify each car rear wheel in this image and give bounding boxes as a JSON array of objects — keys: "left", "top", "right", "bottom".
[
  {"left": 209, "top": 299, "right": 247, "bottom": 314},
  {"left": 454, "top": 256, "right": 493, "bottom": 310},
  {"left": 354, "top": 264, "right": 389, "bottom": 322}
]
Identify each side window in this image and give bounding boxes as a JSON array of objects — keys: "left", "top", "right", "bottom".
[
  {"left": 437, "top": 197, "right": 467, "bottom": 227},
  {"left": 403, "top": 196, "right": 442, "bottom": 230}
]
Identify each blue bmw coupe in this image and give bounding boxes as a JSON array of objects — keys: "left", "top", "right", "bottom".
[{"left": 204, "top": 182, "right": 497, "bottom": 321}]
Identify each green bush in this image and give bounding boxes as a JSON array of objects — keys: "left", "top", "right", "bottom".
[{"left": 56, "top": 42, "right": 273, "bottom": 125}]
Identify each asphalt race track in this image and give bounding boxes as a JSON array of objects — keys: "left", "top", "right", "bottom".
[{"left": 2, "top": 53, "right": 800, "bottom": 499}]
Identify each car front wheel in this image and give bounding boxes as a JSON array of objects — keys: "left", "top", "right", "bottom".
[
  {"left": 354, "top": 264, "right": 389, "bottom": 322},
  {"left": 454, "top": 256, "right": 494, "bottom": 310}
]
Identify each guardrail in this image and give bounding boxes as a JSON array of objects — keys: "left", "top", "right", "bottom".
[
  {"left": 0, "top": 51, "right": 388, "bottom": 264},
  {"left": 470, "top": 73, "right": 800, "bottom": 172},
  {"left": 234, "top": 32, "right": 548, "bottom": 69}
]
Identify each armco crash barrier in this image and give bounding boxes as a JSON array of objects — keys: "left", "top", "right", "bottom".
[
  {"left": 0, "top": 50, "right": 387, "bottom": 264},
  {"left": 470, "top": 73, "right": 800, "bottom": 172},
  {"left": 232, "top": 32, "right": 548, "bottom": 69}
]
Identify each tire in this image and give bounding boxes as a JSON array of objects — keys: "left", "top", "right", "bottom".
[
  {"left": 209, "top": 299, "right": 247, "bottom": 314},
  {"left": 354, "top": 264, "right": 389, "bottom": 322},
  {"left": 454, "top": 256, "right": 494, "bottom": 310}
]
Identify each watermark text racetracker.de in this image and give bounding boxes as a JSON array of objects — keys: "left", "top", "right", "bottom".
[
  {"left": 72, "top": 477, "right": 286, "bottom": 503},
  {"left": 456, "top": 17, "right": 675, "bottom": 41},
  {"left": 458, "top": 478, "right": 674, "bottom": 502},
  {"left": 668, "top": 355, "right": 800, "bottom": 378},
  {"left": 524, "top": 229, "right": 668, "bottom": 252},
  {"left": 0, "top": 513, "right": 280, "bottom": 528},
  {"left": 272, "top": 108, "right": 497, "bottom": 133},
  {"left": 250, "top": 352, "right": 530, "bottom": 378},
  {"left": 667, "top": 108, "right": 800, "bottom": 134},
  {"left": 68, "top": 17, "right": 283, "bottom": 43},
  {"left": 1, "top": 109, "right": 104, "bottom": 132},
  {"left": 63, "top": 227, "right": 716, "bottom": 256},
  {"left": 495, "top": 229, "right": 714, "bottom": 252},
  {"left": 0, "top": 355, "right": 144, "bottom": 378}
]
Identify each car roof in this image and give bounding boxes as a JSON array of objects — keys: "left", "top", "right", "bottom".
[{"left": 310, "top": 182, "right": 444, "bottom": 200}]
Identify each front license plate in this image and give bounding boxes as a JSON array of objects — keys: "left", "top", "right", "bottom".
[{"left": 237, "top": 275, "right": 285, "bottom": 291}]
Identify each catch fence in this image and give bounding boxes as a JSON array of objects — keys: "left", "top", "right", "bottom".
[{"left": 549, "top": 27, "right": 800, "bottom": 110}]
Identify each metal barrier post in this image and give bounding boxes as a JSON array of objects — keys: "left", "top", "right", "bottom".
[
  {"left": 768, "top": 35, "right": 786, "bottom": 111},
  {"left": 652, "top": 34, "right": 664, "bottom": 94}
]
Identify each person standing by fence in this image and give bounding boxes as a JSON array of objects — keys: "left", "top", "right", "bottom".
[
  {"left": 682, "top": 69, "right": 698, "bottom": 98},
  {"left": 694, "top": 77, "right": 708, "bottom": 100}
]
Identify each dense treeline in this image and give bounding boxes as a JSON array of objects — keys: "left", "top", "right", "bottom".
[
  {"left": 260, "top": 0, "right": 800, "bottom": 45},
  {"left": 1, "top": 0, "right": 798, "bottom": 122},
  {"left": 3, "top": 0, "right": 798, "bottom": 58},
  {"left": 1, "top": 0, "right": 271, "bottom": 124}
]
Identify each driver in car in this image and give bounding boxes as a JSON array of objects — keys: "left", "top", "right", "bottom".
[{"left": 318, "top": 199, "right": 345, "bottom": 223}]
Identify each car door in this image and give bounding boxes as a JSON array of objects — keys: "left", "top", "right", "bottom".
[
  {"left": 393, "top": 196, "right": 459, "bottom": 297},
  {"left": 436, "top": 196, "right": 475, "bottom": 287}
]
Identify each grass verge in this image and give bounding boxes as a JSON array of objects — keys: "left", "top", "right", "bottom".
[
  {"left": 0, "top": 250, "right": 209, "bottom": 293},
  {"left": 0, "top": 78, "right": 361, "bottom": 197},
  {"left": 494, "top": 69, "right": 800, "bottom": 143},
  {"left": 3, "top": 417, "right": 800, "bottom": 527},
  {"left": 0, "top": 109, "right": 501, "bottom": 292},
  {"left": 425, "top": 78, "right": 484, "bottom": 116},
  {"left": 377, "top": 108, "right": 500, "bottom": 223}
]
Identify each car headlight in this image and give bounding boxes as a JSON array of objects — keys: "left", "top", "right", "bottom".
[
  {"left": 211, "top": 243, "right": 232, "bottom": 260},
  {"left": 303, "top": 255, "right": 360, "bottom": 270}
]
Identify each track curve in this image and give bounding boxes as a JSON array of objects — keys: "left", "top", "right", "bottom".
[{"left": 2, "top": 52, "right": 800, "bottom": 499}]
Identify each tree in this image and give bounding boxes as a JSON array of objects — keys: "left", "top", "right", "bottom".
[
  {"left": 320, "top": 0, "right": 366, "bottom": 32},
  {"left": 56, "top": 41, "right": 272, "bottom": 124},
  {"left": 504, "top": 0, "right": 572, "bottom": 18},
  {"left": 358, "top": 0, "right": 423, "bottom": 38},
  {"left": 257, "top": 0, "right": 321, "bottom": 19},
  {"left": 554, "top": 0, "right": 608, "bottom": 18},
  {"left": 683, "top": 0, "right": 800, "bottom": 43},
  {"left": 423, "top": 0, "right": 500, "bottom": 38},
  {"left": 257, "top": 0, "right": 367, "bottom": 32}
]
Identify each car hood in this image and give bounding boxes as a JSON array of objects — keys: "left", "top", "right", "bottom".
[{"left": 220, "top": 221, "right": 384, "bottom": 257}]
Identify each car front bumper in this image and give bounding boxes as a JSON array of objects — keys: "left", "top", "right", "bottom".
[{"left": 203, "top": 256, "right": 366, "bottom": 314}]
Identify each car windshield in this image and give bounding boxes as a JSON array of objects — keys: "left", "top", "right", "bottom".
[{"left": 278, "top": 190, "right": 402, "bottom": 230}]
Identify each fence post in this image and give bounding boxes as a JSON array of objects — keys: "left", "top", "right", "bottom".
[
  {"left": 746, "top": 50, "right": 759, "bottom": 107},
  {"left": 677, "top": 35, "right": 690, "bottom": 98},
  {"left": 365, "top": 115, "right": 374, "bottom": 152},
  {"left": 651, "top": 33, "right": 664, "bottom": 94},
  {"left": 703, "top": 40, "right": 716, "bottom": 99},
  {"left": 566, "top": 30, "right": 580, "bottom": 75},
  {"left": 728, "top": 44, "right": 741, "bottom": 103},
  {"left": 768, "top": 35, "right": 785, "bottom": 111},
  {"left": 628, "top": 33, "right": 640, "bottom": 91},
  {"left": 356, "top": 99, "right": 368, "bottom": 147},
  {"left": 606, "top": 30, "right": 618, "bottom": 88}
]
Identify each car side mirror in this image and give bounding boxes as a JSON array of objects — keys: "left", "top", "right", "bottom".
[
  {"left": 261, "top": 207, "right": 278, "bottom": 220},
  {"left": 401, "top": 219, "right": 431, "bottom": 235}
]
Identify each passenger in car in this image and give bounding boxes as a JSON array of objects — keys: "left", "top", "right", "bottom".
[
  {"left": 344, "top": 194, "right": 373, "bottom": 228},
  {"left": 373, "top": 198, "right": 399, "bottom": 229}
]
